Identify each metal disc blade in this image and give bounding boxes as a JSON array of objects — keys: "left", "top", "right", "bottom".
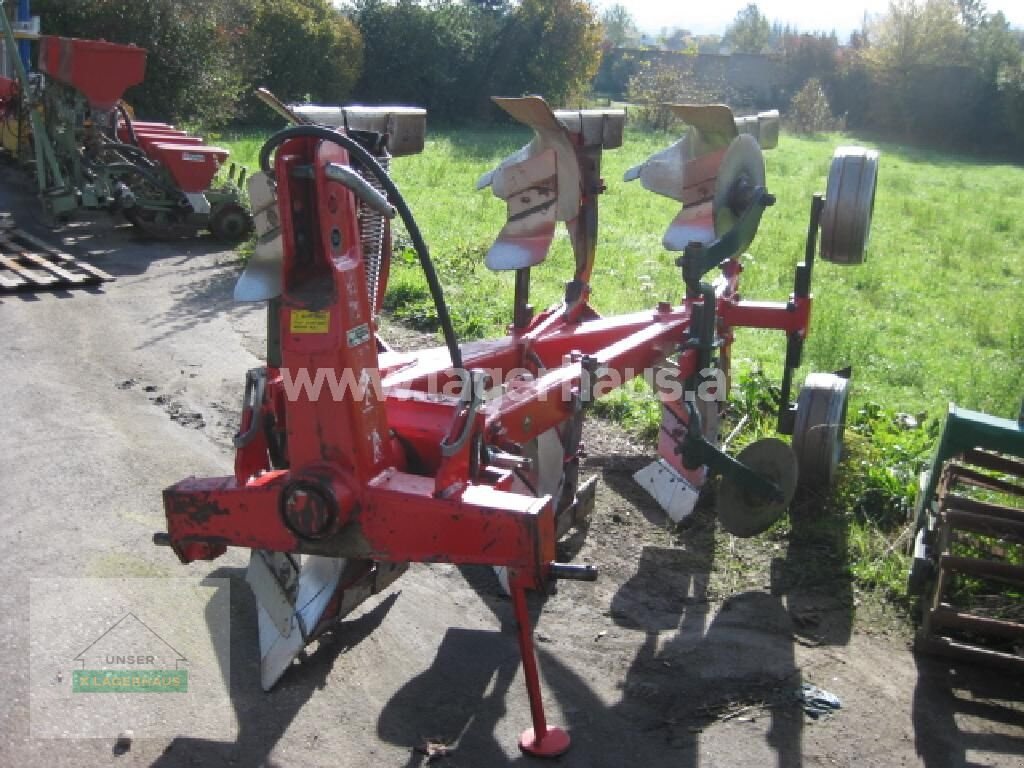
[
  {"left": 713, "top": 134, "right": 766, "bottom": 240},
  {"left": 717, "top": 437, "right": 798, "bottom": 537}
]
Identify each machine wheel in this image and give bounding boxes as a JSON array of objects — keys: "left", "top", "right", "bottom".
[
  {"left": 792, "top": 372, "right": 850, "bottom": 489},
  {"left": 210, "top": 202, "right": 254, "bottom": 243},
  {"left": 820, "top": 146, "right": 879, "bottom": 265}
]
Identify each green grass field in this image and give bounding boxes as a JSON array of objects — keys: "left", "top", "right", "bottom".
[
  {"left": 222, "top": 125, "right": 1023, "bottom": 421},
  {"left": 220, "top": 125, "right": 1024, "bottom": 599}
]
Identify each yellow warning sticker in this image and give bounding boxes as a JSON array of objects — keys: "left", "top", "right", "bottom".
[{"left": 290, "top": 310, "right": 331, "bottom": 334}]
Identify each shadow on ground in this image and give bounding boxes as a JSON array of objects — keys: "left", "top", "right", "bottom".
[
  {"left": 149, "top": 569, "right": 401, "bottom": 768},
  {"left": 912, "top": 651, "right": 1024, "bottom": 768},
  {"left": 367, "top": 453, "right": 858, "bottom": 767}
]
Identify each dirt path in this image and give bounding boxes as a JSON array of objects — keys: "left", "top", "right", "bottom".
[{"left": 1, "top": 171, "right": 1021, "bottom": 767}]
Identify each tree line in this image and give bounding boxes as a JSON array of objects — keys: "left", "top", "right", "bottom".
[
  {"left": 599, "top": 0, "right": 1024, "bottom": 154},
  {"left": 29, "top": 0, "right": 601, "bottom": 127},
  {"left": 24, "top": 0, "right": 1024, "bottom": 154}
]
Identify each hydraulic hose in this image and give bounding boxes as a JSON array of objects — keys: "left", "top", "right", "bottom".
[
  {"left": 259, "top": 124, "right": 463, "bottom": 370},
  {"left": 93, "top": 139, "right": 157, "bottom": 168},
  {"left": 115, "top": 102, "right": 138, "bottom": 146}
]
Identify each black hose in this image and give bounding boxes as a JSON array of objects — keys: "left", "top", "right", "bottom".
[
  {"left": 93, "top": 140, "right": 157, "bottom": 168},
  {"left": 103, "top": 161, "right": 190, "bottom": 201},
  {"left": 116, "top": 102, "right": 138, "bottom": 146},
  {"left": 258, "top": 124, "right": 463, "bottom": 371}
]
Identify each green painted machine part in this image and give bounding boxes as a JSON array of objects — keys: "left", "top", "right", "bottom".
[
  {"left": 0, "top": 2, "right": 251, "bottom": 240},
  {"left": 913, "top": 403, "right": 1024, "bottom": 535},
  {"left": 909, "top": 401, "right": 1024, "bottom": 669}
]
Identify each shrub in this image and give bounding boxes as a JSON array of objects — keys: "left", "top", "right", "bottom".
[
  {"left": 626, "top": 59, "right": 690, "bottom": 131},
  {"left": 788, "top": 78, "right": 842, "bottom": 135}
]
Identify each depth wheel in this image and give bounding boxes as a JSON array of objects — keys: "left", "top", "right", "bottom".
[
  {"left": 820, "top": 146, "right": 879, "bottom": 265},
  {"left": 792, "top": 372, "right": 850, "bottom": 489}
]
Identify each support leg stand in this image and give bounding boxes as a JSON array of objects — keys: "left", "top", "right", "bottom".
[{"left": 511, "top": 584, "right": 570, "bottom": 757}]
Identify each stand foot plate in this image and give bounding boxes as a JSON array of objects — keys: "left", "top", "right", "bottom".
[{"left": 519, "top": 726, "right": 571, "bottom": 757}]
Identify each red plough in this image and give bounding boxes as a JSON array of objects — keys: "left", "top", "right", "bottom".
[{"left": 157, "top": 95, "right": 878, "bottom": 756}]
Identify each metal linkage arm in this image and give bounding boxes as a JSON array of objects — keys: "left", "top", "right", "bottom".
[{"left": 674, "top": 402, "right": 785, "bottom": 503}]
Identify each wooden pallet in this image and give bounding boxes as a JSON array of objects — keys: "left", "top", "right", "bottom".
[{"left": 0, "top": 215, "right": 113, "bottom": 292}]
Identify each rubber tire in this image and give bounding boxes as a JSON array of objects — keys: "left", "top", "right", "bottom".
[
  {"left": 820, "top": 146, "right": 879, "bottom": 265},
  {"left": 210, "top": 202, "right": 254, "bottom": 243},
  {"left": 792, "top": 372, "right": 850, "bottom": 489}
]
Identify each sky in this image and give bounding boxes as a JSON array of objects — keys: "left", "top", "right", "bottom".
[{"left": 590, "top": 0, "right": 1024, "bottom": 37}]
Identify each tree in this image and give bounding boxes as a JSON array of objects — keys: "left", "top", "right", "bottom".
[
  {"left": 351, "top": 0, "right": 493, "bottom": 118},
  {"left": 32, "top": 0, "right": 248, "bottom": 126},
  {"left": 724, "top": 4, "right": 771, "bottom": 54},
  {"left": 499, "top": 0, "right": 603, "bottom": 105},
  {"left": 788, "top": 78, "right": 840, "bottom": 134},
  {"left": 30, "top": 0, "right": 364, "bottom": 126},
  {"left": 783, "top": 33, "right": 840, "bottom": 91},
  {"left": 601, "top": 3, "right": 638, "bottom": 48},
  {"left": 662, "top": 28, "right": 695, "bottom": 53},
  {"left": 866, "top": 0, "right": 968, "bottom": 73},
  {"left": 351, "top": 0, "right": 601, "bottom": 118},
  {"left": 970, "top": 10, "right": 1021, "bottom": 80},
  {"left": 626, "top": 59, "right": 689, "bottom": 130},
  {"left": 956, "top": 0, "right": 987, "bottom": 29},
  {"left": 246, "top": 0, "right": 363, "bottom": 113},
  {"left": 997, "top": 57, "right": 1024, "bottom": 143}
]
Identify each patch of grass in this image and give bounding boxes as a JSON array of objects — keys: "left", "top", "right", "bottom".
[{"left": 591, "top": 376, "right": 661, "bottom": 441}]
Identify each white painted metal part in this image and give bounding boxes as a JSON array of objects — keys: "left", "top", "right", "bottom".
[
  {"left": 633, "top": 458, "right": 702, "bottom": 523},
  {"left": 552, "top": 108, "right": 626, "bottom": 149},
  {"left": 483, "top": 148, "right": 558, "bottom": 271},
  {"left": 246, "top": 550, "right": 346, "bottom": 690},
  {"left": 184, "top": 192, "right": 211, "bottom": 215},
  {"left": 477, "top": 97, "right": 582, "bottom": 271},
  {"left": 289, "top": 104, "right": 427, "bottom": 157},
  {"left": 478, "top": 96, "right": 582, "bottom": 222},
  {"left": 235, "top": 171, "right": 283, "bottom": 302},
  {"left": 733, "top": 110, "right": 780, "bottom": 150}
]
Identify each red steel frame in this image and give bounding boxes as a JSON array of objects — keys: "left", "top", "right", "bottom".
[{"left": 161, "top": 133, "right": 811, "bottom": 756}]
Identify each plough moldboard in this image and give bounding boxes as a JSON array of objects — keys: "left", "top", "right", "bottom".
[{"left": 156, "top": 93, "right": 879, "bottom": 756}]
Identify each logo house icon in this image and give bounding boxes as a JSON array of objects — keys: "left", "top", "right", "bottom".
[{"left": 72, "top": 612, "right": 189, "bottom": 693}]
